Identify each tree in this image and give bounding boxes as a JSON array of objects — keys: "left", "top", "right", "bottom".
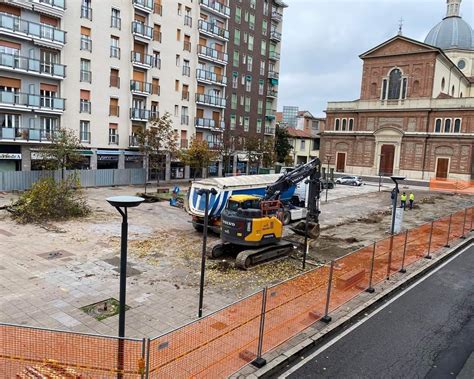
[
  {"left": 39, "top": 128, "right": 84, "bottom": 179},
  {"left": 217, "top": 129, "right": 235, "bottom": 176},
  {"left": 180, "top": 137, "right": 219, "bottom": 180},
  {"left": 275, "top": 126, "right": 293, "bottom": 163},
  {"left": 261, "top": 137, "right": 276, "bottom": 168},
  {"left": 135, "top": 112, "right": 178, "bottom": 193},
  {"left": 243, "top": 136, "right": 262, "bottom": 175}
]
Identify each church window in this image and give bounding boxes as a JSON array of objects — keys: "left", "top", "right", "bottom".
[
  {"left": 387, "top": 68, "right": 402, "bottom": 99},
  {"left": 444, "top": 118, "right": 451, "bottom": 133},
  {"left": 348, "top": 118, "right": 354, "bottom": 131},
  {"left": 435, "top": 119, "right": 442, "bottom": 133},
  {"left": 335, "top": 119, "right": 340, "bottom": 131},
  {"left": 457, "top": 59, "right": 466, "bottom": 70},
  {"left": 451, "top": 85, "right": 455, "bottom": 96},
  {"left": 441, "top": 77, "right": 445, "bottom": 91},
  {"left": 381, "top": 79, "right": 387, "bottom": 100},
  {"left": 460, "top": 92, "right": 463, "bottom": 98},
  {"left": 402, "top": 78, "right": 408, "bottom": 99},
  {"left": 342, "top": 119, "right": 347, "bottom": 131},
  {"left": 454, "top": 119, "right": 461, "bottom": 133}
]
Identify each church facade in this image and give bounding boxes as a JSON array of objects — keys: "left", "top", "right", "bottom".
[{"left": 320, "top": 0, "right": 474, "bottom": 181}]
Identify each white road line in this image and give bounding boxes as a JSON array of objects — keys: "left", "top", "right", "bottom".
[{"left": 279, "top": 242, "right": 472, "bottom": 378}]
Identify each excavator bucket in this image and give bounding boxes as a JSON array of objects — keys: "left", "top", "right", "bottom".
[{"left": 290, "top": 221, "right": 320, "bottom": 239}]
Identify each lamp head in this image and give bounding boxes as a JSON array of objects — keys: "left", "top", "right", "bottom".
[
  {"left": 106, "top": 196, "right": 145, "bottom": 208},
  {"left": 390, "top": 175, "right": 406, "bottom": 184}
]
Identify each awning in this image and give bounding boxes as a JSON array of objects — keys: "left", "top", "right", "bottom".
[
  {"left": 269, "top": 78, "right": 278, "bottom": 86},
  {"left": 124, "top": 151, "right": 143, "bottom": 156},
  {"left": 97, "top": 150, "right": 121, "bottom": 155},
  {"left": 78, "top": 150, "right": 93, "bottom": 155}
]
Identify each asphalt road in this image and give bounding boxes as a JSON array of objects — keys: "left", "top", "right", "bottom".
[{"left": 281, "top": 245, "right": 474, "bottom": 379}]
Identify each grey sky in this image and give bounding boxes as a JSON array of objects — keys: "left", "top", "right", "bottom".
[{"left": 277, "top": 0, "right": 474, "bottom": 117}]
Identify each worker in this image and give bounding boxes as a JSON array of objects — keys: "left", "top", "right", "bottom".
[
  {"left": 409, "top": 192, "right": 415, "bottom": 210},
  {"left": 400, "top": 192, "right": 407, "bottom": 209}
]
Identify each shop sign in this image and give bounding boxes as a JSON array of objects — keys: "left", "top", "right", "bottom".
[
  {"left": 98, "top": 155, "right": 119, "bottom": 161},
  {"left": 0, "top": 153, "right": 21, "bottom": 160}
]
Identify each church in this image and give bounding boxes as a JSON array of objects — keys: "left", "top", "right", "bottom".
[{"left": 321, "top": 0, "right": 474, "bottom": 181}]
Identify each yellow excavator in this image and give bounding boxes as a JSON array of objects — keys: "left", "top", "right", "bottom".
[{"left": 210, "top": 157, "right": 322, "bottom": 269}]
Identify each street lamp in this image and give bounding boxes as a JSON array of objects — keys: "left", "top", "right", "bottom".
[
  {"left": 106, "top": 195, "right": 144, "bottom": 378},
  {"left": 390, "top": 176, "right": 406, "bottom": 235},
  {"left": 378, "top": 154, "right": 385, "bottom": 192},
  {"left": 197, "top": 187, "right": 217, "bottom": 318},
  {"left": 325, "top": 154, "right": 332, "bottom": 203}
]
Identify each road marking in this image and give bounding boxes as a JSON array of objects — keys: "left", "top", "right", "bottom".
[{"left": 279, "top": 242, "right": 472, "bottom": 378}]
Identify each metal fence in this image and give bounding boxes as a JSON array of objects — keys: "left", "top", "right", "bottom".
[
  {"left": 0, "top": 207, "right": 472, "bottom": 377},
  {"left": 0, "top": 168, "right": 146, "bottom": 191}
]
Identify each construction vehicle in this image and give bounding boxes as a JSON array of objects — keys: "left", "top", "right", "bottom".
[{"left": 210, "top": 157, "right": 322, "bottom": 269}]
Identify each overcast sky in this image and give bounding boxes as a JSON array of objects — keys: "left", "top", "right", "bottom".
[{"left": 277, "top": 0, "right": 474, "bottom": 116}]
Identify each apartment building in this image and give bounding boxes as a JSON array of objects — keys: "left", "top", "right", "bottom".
[{"left": 0, "top": 0, "right": 286, "bottom": 178}]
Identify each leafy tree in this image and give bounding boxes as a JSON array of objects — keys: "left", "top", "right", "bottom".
[
  {"left": 180, "top": 137, "right": 219, "bottom": 180},
  {"left": 38, "top": 128, "right": 84, "bottom": 179},
  {"left": 261, "top": 137, "right": 276, "bottom": 168},
  {"left": 217, "top": 129, "right": 235, "bottom": 176},
  {"left": 135, "top": 112, "right": 178, "bottom": 193},
  {"left": 275, "top": 126, "right": 293, "bottom": 163},
  {"left": 243, "top": 136, "right": 262, "bottom": 174}
]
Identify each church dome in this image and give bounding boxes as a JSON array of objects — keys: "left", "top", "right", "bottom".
[{"left": 424, "top": 0, "right": 474, "bottom": 50}]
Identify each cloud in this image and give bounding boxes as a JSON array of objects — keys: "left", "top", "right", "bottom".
[{"left": 277, "top": 0, "right": 474, "bottom": 116}]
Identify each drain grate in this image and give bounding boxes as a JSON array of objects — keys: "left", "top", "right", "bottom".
[
  {"left": 38, "top": 250, "right": 73, "bottom": 260},
  {"left": 80, "top": 298, "right": 129, "bottom": 321}
]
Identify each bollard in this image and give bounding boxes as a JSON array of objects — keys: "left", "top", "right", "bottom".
[
  {"left": 425, "top": 221, "right": 434, "bottom": 259},
  {"left": 321, "top": 261, "right": 335, "bottom": 323},
  {"left": 386, "top": 235, "right": 394, "bottom": 280},
  {"left": 445, "top": 214, "right": 452, "bottom": 248},
  {"left": 252, "top": 287, "right": 268, "bottom": 368},
  {"left": 460, "top": 208, "right": 468, "bottom": 239},
  {"left": 366, "top": 242, "right": 376, "bottom": 293},
  {"left": 399, "top": 230, "right": 409, "bottom": 273}
]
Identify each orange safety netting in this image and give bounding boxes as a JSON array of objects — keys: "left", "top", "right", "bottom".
[
  {"left": 0, "top": 324, "right": 144, "bottom": 378},
  {"left": 430, "top": 179, "right": 474, "bottom": 195}
]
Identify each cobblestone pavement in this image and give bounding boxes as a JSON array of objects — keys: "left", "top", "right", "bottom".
[{"left": 0, "top": 183, "right": 471, "bottom": 338}]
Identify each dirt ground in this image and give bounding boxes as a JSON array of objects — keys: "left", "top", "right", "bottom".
[{"left": 0, "top": 183, "right": 472, "bottom": 336}]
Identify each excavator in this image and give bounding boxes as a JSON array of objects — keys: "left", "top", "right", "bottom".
[{"left": 210, "top": 157, "right": 322, "bottom": 269}]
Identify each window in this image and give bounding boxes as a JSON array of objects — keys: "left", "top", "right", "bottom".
[
  {"left": 235, "top": 7, "right": 241, "bottom": 23},
  {"left": 177, "top": 3, "right": 182, "bottom": 15},
  {"left": 1, "top": 113, "right": 20, "bottom": 128},
  {"left": 260, "top": 61, "right": 265, "bottom": 76},
  {"left": 382, "top": 79, "right": 388, "bottom": 100},
  {"left": 342, "top": 119, "right": 347, "bottom": 131},
  {"left": 174, "top": 105, "right": 179, "bottom": 116},
  {"left": 454, "top": 119, "right": 461, "bottom": 133},
  {"left": 247, "top": 56, "right": 253, "bottom": 72},
  {"left": 176, "top": 28, "right": 181, "bottom": 41},
  {"left": 256, "top": 119, "right": 262, "bottom": 133},
  {"left": 435, "top": 118, "right": 442, "bottom": 133},
  {"left": 40, "top": 117, "right": 57, "bottom": 134},
  {"left": 258, "top": 100, "right": 263, "bottom": 113},
  {"left": 40, "top": 50, "right": 58, "bottom": 74},
  {"left": 182, "top": 59, "right": 190, "bottom": 76},
  {"left": 261, "top": 40, "right": 267, "bottom": 56},
  {"left": 111, "top": 8, "right": 121, "bottom": 29},
  {"left": 80, "top": 26, "right": 92, "bottom": 51},
  {"left": 444, "top": 118, "right": 451, "bottom": 133},
  {"left": 183, "top": 35, "right": 191, "bottom": 52},
  {"left": 245, "top": 76, "right": 252, "bottom": 92},
  {"left": 175, "top": 80, "right": 179, "bottom": 91},
  {"left": 110, "top": 68, "right": 119, "bottom": 87},
  {"left": 245, "top": 97, "right": 251, "bottom": 112},
  {"left": 300, "top": 140, "right": 305, "bottom": 150},
  {"left": 80, "top": 59, "right": 91, "bottom": 82},
  {"left": 250, "top": 0, "right": 256, "bottom": 9},
  {"left": 388, "top": 69, "right": 402, "bottom": 99},
  {"left": 262, "top": 20, "right": 268, "bottom": 35},
  {"left": 258, "top": 80, "right": 264, "bottom": 95},
  {"left": 335, "top": 119, "right": 340, "bottom": 131},
  {"left": 176, "top": 54, "right": 180, "bottom": 66},
  {"left": 230, "top": 115, "right": 236, "bottom": 130},
  {"left": 441, "top": 77, "right": 446, "bottom": 91},
  {"left": 109, "top": 124, "right": 118, "bottom": 145},
  {"left": 231, "top": 94, "right": 237, "bottom": 109},
  {"left": 248, "top": 35, "right": 254, "bottom": 51},
  {"left": 152, "top": 78, "right": 160, "bottom": 94},
  {"left": 233, "top": 51, "right": 239, "bottom": 67},
  {"left": 81, "top": 0, "right": 92, "bottom": 20},
  {"left": 232, "top": 72, "right": 238, "bottom": 88},
  {"left": 109, "top": 97, "right": 119, "bottom": 116},
  {"left": 80, "top": 120, "right": 90, "bottom": 142},
  {"left": 244, "top": 117, "right": 249, "bottom": 132},
  {"left": 181, "top": 106, "right": 189, "bottom": 125},
  {"left": 80, "top": 90, "right": 91, "bottom": 113},
  {"left": 349, "top": 118, "right": 354, "bottom": 131},
  {"left": 249, "top": 14, "right": 255, "bottom": 30},
  {"left": 153, "top": 51, "right": 161, "bottom": 68},
  {"left": 234, "top": 29, "right": 240, "bottom": 45},
  {"left": 182, "top": 84, "right": 189, "bottom": 100},
  {"left": 263, "top": 0, "right": 269, "bottom": 15},
  {"left": 110, "top": 36, "right": 120, "bottom": 58}
]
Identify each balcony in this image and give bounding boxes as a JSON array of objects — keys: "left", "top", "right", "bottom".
[
  {"left": 197, "top": 45, "right": 228, "bottom": 65},
  {"left": 35, "top": 0, "right": 66, "bottom": 17},
  {"left": 184, "top": 15, "right": 192, "bottom": 27},
  {"left": 195, "top": 93, "right": 226, "bottom": 108},
  {"left": 267, "top": 88, "right": 278, "bottom": 98},
  {"left": 109, "top": 134, "right": 119, "bottom": 145},
  {"left": 131, "top": 51, "right": 155, "bottom": 68},
  {"left": 182, "top": 66, "right": 191, "bottom": 76},
  {"left": 130, "top": 80, "right": 152, "bottom": 95},
  {"left": 81, "top": 6, "right": 93, "bottom": 20},
  {"left": 265, "top": 109, "right": 276, "bottom": 120},
  {"left": 0, "top": 14, "right": 66, "bottom": 48},
  {"left": 268, "top": 71, "right": 279, "bottom": 80},
  {"left": 195, "top": 117, "right": 225, "bottom": 131},
  {"left": 196, "top": 68, "right": 227, "bottom": 86},
  {"left": 0, "top": 127, "right": 59, "bottom": 142},
  {"left": 199, "top": 0, "right": 231, "bottom": 18},
  {"left": 132, "top": 21, "right": 153, "bottom": 40},
  {"left": 130, "top": 108, "right": 158, "bottom": 121},
  {"left": 271, "top": 10, "right": 283, "bottom": 22},
  {"left": 0, "top": 53, "right": 66, "bottom": 79},
  {"left": 207, "top": 140, "right": 223, "bottom": 150},
  {"left": 264, "top": 126, "right": 276, "bottom": 135},
  {"left": 0, "top": 91, "right": 65, "bottom": 113},
  {"left": 270, "top": 30, "right": 282, "bottom": 42},
  {"left": 198, "top": 19, "right": 229, "bottom": 41},
  {"left": 268, "top": 51, "right": 280, "bottom": 61},
  {"left": 181, "top": 115, "right": 189, "bottom": 125},
  {"left": 133, "top": 0, "right": 154, "bottom": 13}
]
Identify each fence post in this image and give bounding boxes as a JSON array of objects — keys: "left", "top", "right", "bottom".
[
  {"left": 471, "top": 207, "right": 474, "bottom": 232},
  {"left": 386, "top": 235, "right": 395, "bottom": 280},
  {"left": 145, "top": 338, "right": 151, "bottom": 379},
  {"left": 140, "top": 338, "right": 146, "bottom": 379},
  {"left": 399, "top": 230, "right": 409, "bottom": 273},
  {"left": 321, "top": 261, "right": 335, "bottom": 323},
  {"left": 460, "top": 208, "right": 468, "bottom": 239},
  {"left": 425, "top": 221, "right": 434, "bottom": 259},
  {"left": 252, "top": 287, "right": 268, "bottom": 368},
  {"left": 445, "top": 214, "right": 452, "bottom": 248},
  {"left": 366, "top": 242, "right": 376, "bottom": 293}
]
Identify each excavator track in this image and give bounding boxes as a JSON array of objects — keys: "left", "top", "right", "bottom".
[{"left": 235, "top": 241, "right": 294, "bottom": 270}]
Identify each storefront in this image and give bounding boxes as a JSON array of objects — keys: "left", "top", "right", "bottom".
[
  {"left": 31, "top": 150, "right": 93, "bottom": 170},
  {"left": 207, "top": 161, "right": 219, "bottom": 177},
  {"left": 97, "top": 150, "right": 120, "bottom": 169},
  {"left": 0, "top": 148, "right": 21, "bottom": 172},
  {"left": 124, "top": 151, "right": 143, "bottom": 169},
  {"left": 236, "top": 154, "right": 248, "bottom": 175},
  {"left": 171, "top": 161, "right": 185, "bottom": 179}
]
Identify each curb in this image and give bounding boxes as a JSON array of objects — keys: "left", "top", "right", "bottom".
[{"left": 236, "top": 235, "right": 473, "bottom": 378}]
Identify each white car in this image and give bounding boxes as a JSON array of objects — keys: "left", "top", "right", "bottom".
[{"left": 335, "top": 176, "right": 363, "bottom": 186}]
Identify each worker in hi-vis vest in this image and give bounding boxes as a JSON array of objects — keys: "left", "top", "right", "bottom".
[
  {"left": 409, "top": 192, "right": 415, "bottom": 210},
  {"left": 400, "top": 192, "right": 407, "bottom": 209}
]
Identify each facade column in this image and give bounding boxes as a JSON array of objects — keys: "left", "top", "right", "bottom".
[
  {"left": 20, "top": 145, "right": 31, "bottom": 171},
  {"left": 218, "top": 158, "right": 223, "bottom": 177},
  {"left": 184, "top": 165, "right": 190, "bottom": 179},
  {"left": 90, "top": 149, "right": 98, "bottom": 170},
  {"left": 165, "top": 153, "right": 171, "bottom": 181},
  {"left": 118, "top": 152, "right": 125, "bottom": 169},
  {"left": 233, "top": 154, "right": 238, "bottom": 175}
]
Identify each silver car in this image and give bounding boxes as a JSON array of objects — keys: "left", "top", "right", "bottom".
[{"left": 335, "top": 176, "right": 363, "bottom": 186}]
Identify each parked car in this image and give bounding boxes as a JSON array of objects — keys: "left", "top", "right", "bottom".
[{"left": 335, "top": 176, "right": 363, "bottom": 186}]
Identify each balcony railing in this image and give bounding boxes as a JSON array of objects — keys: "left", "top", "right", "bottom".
[
  {"left": 132, "top": 21, "right": 153, "bottom": 39},
  {"left": 195, "top": 93, "right": 226, "bottom": 108},
  {"left": 1, "top": 127, "right": 59, "bottom": 142},
  {"left": 270, "top": 30, "right": 282, "bottom": 41},
  {"left": 181, "top": 115, "right": 189, "bottom": 125},
  {"left": 130, "top": 80, "right": 152, "bottom": 94},
  {"left": 0, "top": 91, "right": 65, "bottom": 111},
  {"left": 198, "top": 19, "right": 229, "bottom": 40},
  {"left": 182, "top": 66, "right": 191, "bottom": 76},
  {"left": 184, "top": 15, "right": 192, "bottom": 27},
  {"left": 199, "top": 0, "right": 231, "bottom": 18},
  {"left": 207, "top": 141, "right": 223, "bottom": 150},
  {"left": 109, "top": 134, "right": 119, "bottom": 145},
  {"left": 81, "top": 6, "right": 92, "bottom": 20},
  {"left": 133, "top": 0, "right": 154, "bottom": 12},
  {"left": 196, "top": 68, "right": 227, "bottom": 85},
  {"left": 80, "top": 36, "right": 92, "bottom": 51},
  {"left": 268, "top": 51, "right": 280, "bottom": 61},
  {"left": 110, "top": 75, "right": 120, "bottom": 88},
  {"left": 130, "top": 108, "right": 158, "bottom": 121},
  {"left": 38, "top": 0, "right": 66, "bottom": 10},
  {"left": 80, "top": 100, "right": 91, "bottom": 113},
  {"left": 0, "top": 14, "right": 66, "bottom": 45},
  {"left": 129, "top": 135, "right": 139, "bottom": 147},
  {"left": 0, "top": 53, "right": 66, "bottom": 78},
  {"left": 267, "top": 88, "right": 278, "bottom": 97},
  {"left": 183, "top": 41, "right": 191, "bottom": 52},
  {"left": 110, "top": 46, "right": 121, "bottom": 58},
  {"left": 109, "top": 105, "right": 120, "bottom": 116},
  {"left": 195, "top": 117, "right": 225, "bottom": 130},
  {"left": 197, "top": 45, "right": 228, "bottom": 64},
  {"left": 80, "top": 69, "right": 92, "bottom": 83},
  {"left": 268, "top": 71, "right": 279, "bottom": 79},
  {"left": 111, "top": 16, "right": 121, "bottom": 29},
  {"left": 264, "top": 126, "right": 276, "bottom": 135},
  {"left": 271, "top": 10, "right": 283, "bottom": 22},
  {"left": 131, "top": 51, "right": 155, "bottom": 67},
  {"left": 80, "top": 131, "right": 91, "bottom": 143}
]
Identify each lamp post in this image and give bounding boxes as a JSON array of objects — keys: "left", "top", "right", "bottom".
[
  {"left": 378, "top": 154, "right": 384, "bottom": 192},
  {"left": 106, "top": 195, "right": 144, "bottom": 378},
  {"left": 390, "top": 176, "right": 406, "bottom": 235},
  {"left": 325, "top": 154, "right": 332, "bottom": 203},
  {"left": 197, "top": 187, "right": 217, "bottom": 318}
]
